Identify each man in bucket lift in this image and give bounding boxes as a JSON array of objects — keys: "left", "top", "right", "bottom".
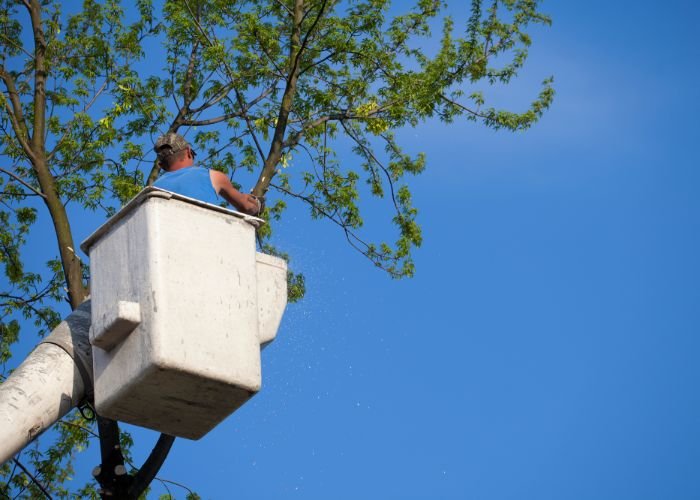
[{"left": 153, "top": 132, "right": 262, "bottom": 216}]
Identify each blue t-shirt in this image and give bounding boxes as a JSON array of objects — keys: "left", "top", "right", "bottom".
[{"left": 153, "top": 166, "right": 220, "bottom": 205}]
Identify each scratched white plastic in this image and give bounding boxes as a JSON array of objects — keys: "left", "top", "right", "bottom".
[
  {"left": 256, "top": 252, "right": 288, "bottom": 348},
  {"left": 91, "top": 300, "right": 141, "bottom": 351},
  {"left": 81, "top": 188, "right": 287, "bottom": 439}
]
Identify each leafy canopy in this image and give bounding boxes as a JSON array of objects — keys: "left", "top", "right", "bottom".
[{"left": 0, "top": 0, "right": 552, "bottom": 496}]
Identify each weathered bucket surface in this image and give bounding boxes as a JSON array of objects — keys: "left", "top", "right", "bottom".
[
  {"left": 81, "top": 187, "right": 287, "bottom": 439},
  {"left": 256, "top": 252, "right": 288, "bottom": 348}
]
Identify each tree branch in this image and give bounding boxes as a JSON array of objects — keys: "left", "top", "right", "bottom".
[
  {"left": 181, "top": 112, "right": 241, "bottom": 127},
  {"left": 94, "top": 417, "right": 130, "bottom": 498},
  {"left": 155, "top": 477, "right": 197, "bottom": 497},
  {"left": 272, "top": 182, "right": 398, "bottom": 271},
  {"left": 11, "top": 458, "right": 52, "bottom": 500},
  {"left": 284, "top": 99, "right": 392, "bottom": 149},
  {"left": 253, "top": 0, "right": 330, "bottom": 197},
  {"left": 127, "top": 434, "right": 176, "bottom": 498},
  {"left": 0, "top": 272, "right": 58, "bottom": 307},
  {"left": 234, "top": 89, "right": 266, "bottom": 163},
  {"left": 180, "top": 72, "right": 277, "bottom": 127},
  {"left": 437, "top": 92, "right": 488, "bottom": 119},
  {"left": 28, "top": 1, "right": 47, "bottom": 152},
  {"left": 0, "top": 32, "right": 34, "bottom": 60},
  {"left": 189, "top": 82, "right": 234, "bottom": 114},
  {"left": 0, "top": 68, "right": 36, "bottom": 161},
  {"left": 0, "top": 166, "right": 45, "bottom": 198},
  {"left": 272, "top": 0, "right": 294, "bottom": 17},
  {"left": 48, "top": 79, "right": 108, "bottom": 162},
  {"left": 181, "top": 40, "right": 200, "bottom": 111},
  {"left": 294, "top": 0, "right": 328, "bottom": 72},
  {"left": 251, "top": 27, "right": 286, "bottom": 78},
  {"left": 340, "top": 121, "right": 400, "bottom": 212},
  {"left": 0, "top": 293, "right": 58, "bottom": 332}
]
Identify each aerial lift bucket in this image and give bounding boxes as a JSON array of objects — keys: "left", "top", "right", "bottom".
[{"left": 80, "top": 187, "right": 287, "bottom": 439}]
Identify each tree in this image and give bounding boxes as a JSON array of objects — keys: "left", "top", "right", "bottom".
[{"left": 0, "top": 0, "right": 553, "bottom": 496}]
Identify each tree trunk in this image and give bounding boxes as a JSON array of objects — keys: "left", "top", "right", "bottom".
[{"left": 252, "top": 0, "right": 306, "bottom": 198}]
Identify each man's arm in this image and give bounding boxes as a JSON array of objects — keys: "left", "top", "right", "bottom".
[{"left": 209, "top": 170, "right": 261, "bottom": 215}]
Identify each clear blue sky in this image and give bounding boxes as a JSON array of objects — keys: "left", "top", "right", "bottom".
[{"left": 10, "top": 1, "right": 700, "bottom": 498}]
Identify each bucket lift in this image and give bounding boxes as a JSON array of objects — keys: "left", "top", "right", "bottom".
[{"left": 80, "top": 187, "right": 287, "bottom": 439}]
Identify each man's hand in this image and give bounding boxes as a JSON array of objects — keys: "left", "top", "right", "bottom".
[{"left": 241, "top": 194, "right": 262, "bottom": 216}]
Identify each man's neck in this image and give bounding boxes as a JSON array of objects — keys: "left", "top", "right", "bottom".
[{"left": 166, "top": 161, "right": 194, "bottom": 173}]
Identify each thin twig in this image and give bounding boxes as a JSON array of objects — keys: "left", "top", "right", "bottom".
[
  {"left": 340, "top": 121, "right": 399, "bottom": 212},
  {"left": 48, "top": 79, "right": 108, "bottom": 162},
  {"left": 11, "top": 458, "right": 53, "bottom": 500},
  {"left": 0, "top": 32, "right": 34, "bottom": 60},
  {"left": 0, "top": 167, "right": 45, "bottom": 198}
]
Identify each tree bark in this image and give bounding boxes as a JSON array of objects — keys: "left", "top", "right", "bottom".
[
  {"left": 26, "top": 0, "right": 88, "bottom": 310},
  {"left": 253, "top": 0, "right": 306, "bottom": 198}
]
